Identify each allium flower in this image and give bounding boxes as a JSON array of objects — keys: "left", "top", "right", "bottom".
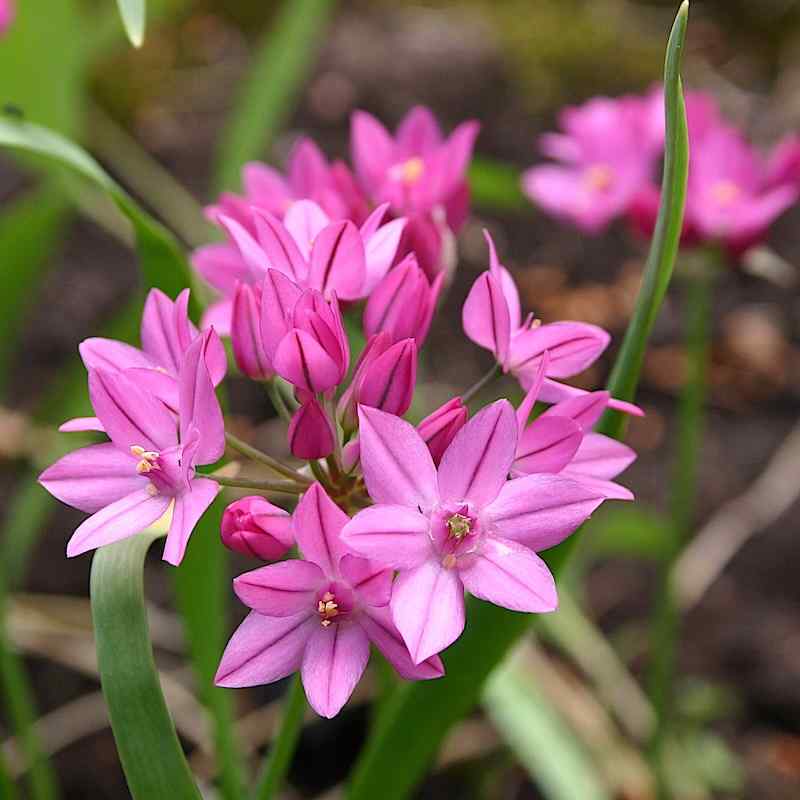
[
  {"left": 221, "top": 497, "right": 293, "bottom": 561},
  {"left": 288, "top": 397, "right": 337, "bottom": 460},
  {"left": 260, "top": 270, "right": 350, "bottom": 394},
  {"left": 40, "top": 332, "right": 225, "bottom": 565},
  {"left": 341, "top": 402, "right": 605, "bottom": 664},
  {"left": 77, "top": 288, "right": 227, "bottom": 417},
  {"left": 521, "top": 95, "right": 656, "bottom": 232},
  {"left": 463, "top": 232, "right": 641, "bottom": 413},
  {"left": 215, "top": 483, "right": 444, "bottom": 718}
]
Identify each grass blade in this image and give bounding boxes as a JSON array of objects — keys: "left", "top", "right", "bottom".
[
  {"left": 115, "top": 0, "right": 146, "bottom": 47},
  {"left": 345, "top": 6, "right": 690, "bottom": 798},
  {"left": 90, "top": 530, "right": 202, "bottom": 799},
  {"left": 213, "top": 0, "right": 336, "bottom": 193}
]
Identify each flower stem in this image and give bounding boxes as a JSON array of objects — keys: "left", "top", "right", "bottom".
[
  {"left": 266, "top": 379, "right": 293, "bottom": 424},
  {"left": 647, "top": 263, "right": 715, "bottom": 798},
  {"left": 224, "top": 431, "right": 311, "bottom": 485},
  {"left": 210, "top": 475, "right": 306, "bottom": 495},
  {"left": 253, "top": 674, "right": 306, "bottom": 800},
  {"left": 461, "top": 363, "right": 502, "bottom": 405}
]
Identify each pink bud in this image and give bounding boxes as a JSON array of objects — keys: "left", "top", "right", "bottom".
[
  {"left": 288, "top": 397, "right": 336, "bottom": 459},
  {"left": 336, "top": 332, "right": 392, "bottom": 433},
  {"left": 417, "top": 397, "right": 468, "bottom": 465},
  {"left": 357, "top": 339, "right": 417, "bottom": 417},
  {"left": 231, "top": 282, "right": 273, "bottom": 380},
  {"left": 221, "top": 497, "right": 293, "bottom": 561},
  {"left": 363, "top": 255, "right": 443, "bottom": 346}
]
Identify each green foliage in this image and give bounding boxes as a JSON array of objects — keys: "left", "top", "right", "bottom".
[{"left": 469, "top": 157, "right": 527, "bottom": 212}]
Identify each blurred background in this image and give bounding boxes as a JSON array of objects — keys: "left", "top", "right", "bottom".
[{"left": 3, "top": 0, "right": 800, "bottom": 798}]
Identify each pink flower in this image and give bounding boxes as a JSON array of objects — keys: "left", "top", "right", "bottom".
[
  {"left": 40, "top": 332, "right": 225, "bottom": 565},
  {"left": 341, "top": 402, "right": 605, "bottom": 664},
  {"left": 0, "top": 0, "right": 13, "bottom": 35},
  {"left": 77, "top": 288, "right": 227, "bottom": 416},
  {"left": 231, "top": 282, "right": 273, "bottom": 380},
  {"left": 462, "top": 231, "right": 641, "bottom": 414},
  {"left": 363, "top": 254, "right": 443, "bottom": 346},
  {"left": 288, "top": 397, "right": 337, "bottom": 460},
  {"left": 215, "top": 483, "right": 444, "bottom": 718},
  {"left": 416, "top": 398, "right": 468, "bottom": 466},
  {"left": 221, "top": 497, "right": 293, "bottom": 561},
  {"left": 513, "top": 359, "right": 635, "bottom": 501},
  {"left": 260, "top": 270, "right": 349, "bottom": 394},
  {"left": 522, "top": 95, "right": 656, "bottom": 232}
]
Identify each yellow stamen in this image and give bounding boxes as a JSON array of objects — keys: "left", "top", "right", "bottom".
[
  {"left": 583, "top": 164, "right": 614, "bottom": 192},
  {"left": 131, "top": 445, "right": 160, "bottom": 475},
  {"left": 442, "top": 554, "right": 457, "bottom": 569},
  {"left": 317, "top": 591, "right": 339, "bottom": 625},
  {"left": 711, "top": 180, "right": 741, "bottom": 206},
  {"left": 390, "top": 157, "right": 425, "bottom": 185},
  {"left": 447, "top": 513, "right": 471, "bottom": 540}
]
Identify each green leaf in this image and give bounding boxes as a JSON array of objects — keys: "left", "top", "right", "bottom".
[
  {"left": 468, "top": 157, "right": 527, "bottom": 212},
  {"left": 344, "top": 7, "right": 690, "bottom": 799},
  {"left": 582, "top": 504, "right": 674, "bottom": 562},
  {"left": 213, "top": 0, "right": 336, "bottom": 193},
  {"left": 173, "top": 501, "right": 245, "bottom": 800},
  {"left": 116, "top": 0, "right": 146, "bottom": 47},
  {"left": 90, "top": 530, "right": 202, "bottom": 800},
  {"left": 483, "top": 658, "right": 610, "bottom": 800},
  {"left": 0, "top": 118, "right": 195, "bottom": 304}
]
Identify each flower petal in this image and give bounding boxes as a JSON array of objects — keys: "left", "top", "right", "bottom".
[
  {"left": 293, "top": 482, "right": 350, "bottom": 576},
  {"left": 301, "top": 623, "right": 370, "bottom": 718},
  {"left": 79, "top": 337, "right": 155, "bottom": 374},
  {"left": 438, "top": 399, "right": 517, "bottom": 507},
  {"left": 362, "top": 217, "right": 407, "bottom": 294},
  {"left": 58, "top": 416, "right": 105, "bottom": 433},
  {"left": 273, "top": 329, "right": 342, "bottom": 393},
  {"left": 462, "top": 271, "right": 511, "bottom": 366},
  {"left": 351, "top": 110, "right": 395, "bottom": 197},
  {"left": 513, "top": 416, "right": 582, "bottom": 476},
  {"left": 338, "top": 554, "right": 393, "bottom": 607},
  {"left": 485, "top": 473, "right": 604, "bottom": 552},
  {"left": 253, "top": 209, "right": 308, "bottom": 282},
  {"left": 141, "top": 288, "right": 194, "bottom": 376},
  {"left": 460, "top": 536, "right": 557, "bottom": 612},
  {"left": 283, "top": 199, "right": 330, "bottom": 260},
  {"left": 341, "top": 504, "right": 432, "bottom": 570},
  {"left": 542, "top": 390, "right": 610, "bottom": 430},
  {"left": 510, "top": 321, "right": 610, "bottom": 379},
  {"left": 391, "top": 560, "right": 465, "bottom": 664},
  {"left": 260, "top": 269, "right": 304, "bottom": 359},
  {"left": 308, "top": 220, "right": 366, "bottom": 300},
  {"left": 215, "top": 610, "right": 315, "bottom": 688},
  {"left": 357, "top": 405, "right": 439, "bottom": 510},
  {"left": 162, "top": 477, "right": 221, "bottom": 566},
  {"left": 233, "top": 559, "right": 325, "bottom": 616},
  {"left": 566, "top": 432, "right": 636, "bottom": 479},
  {"left": 66, "top": 489, "right": 171, "bottom": 558}
]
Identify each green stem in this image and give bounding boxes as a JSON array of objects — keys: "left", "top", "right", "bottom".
[
  {"left": 253, "top": 675, "right": 306, "bottom": 800},
  {"left": 647, "top": 263, "right": 715, "bottom": 798},
  {"left": 461, "top": 364, "right": 502, "bottom": 405},
  {"left": 210, "top": 475, "right": 306, "bottom": 495},
  {"left": 266, "top": 380, "right": 293, "bottom": 424},
  {"left": 225, "top": 431, "right": 310, "bottom": 485}
]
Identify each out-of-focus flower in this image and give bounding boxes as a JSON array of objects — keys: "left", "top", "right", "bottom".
[
  {"left": 342, "top": 402, "right": 604, "bottom": 663},
  {"left": 260, "top": 270, "right": 350, "bottom": 395},
  {"left": 0, "top": 0, "right": 14, "bottom": 36},
  {"left": 40, "top": 332, "right": 225, "bottom": 565},
  {"left": 288, "top": 397, "right": 337, "bottom": 460},
  {"left": 416, "top": 397, "right": 468, "bottom": 466},
  {"left": 231, "top": 282, "right": 273, "bottom": 380},
  {"left": 215, "top": 483, "right": 443, "bottom": 718},
  {"left": 363, "top": 254, "right": 443, "bottom": 346},
  {"left": 221, "top": 497, "right": 293, "bottom": 561},
  {"left": 522, "top": 95, "right": 656, "bottom": 232}
]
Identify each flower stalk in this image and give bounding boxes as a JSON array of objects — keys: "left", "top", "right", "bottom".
[{"left": 224, "top": 431, "right": 311, "bottom": 485}]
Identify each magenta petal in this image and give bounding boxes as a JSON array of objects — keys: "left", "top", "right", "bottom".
[
  {"left": 362, "top": 217, "right": 407, "bottom": 294},
  {"left": 351, "top": 110, "right": 395, "bottom": 197},
  {"left": 359, "top": 605, "right": 445, "bottom": 680},
  {"left": 39, "top": 443, "right": 145, "bottom": 514},
  {"left": 218, "top": 214, "right": 271, "bottom": 278},
  {"left": 438, "top": 399, "right": 517, "bottom": 507},
  {"left": 338, "top": 554, "right": 393, "bottom": 608},
  {"left": 123, "top": 367, "right": 180, "bottom": 412},
  {"left": 513, "top": 416, "right": 582, "bottom": 475},
  {"left": 485, "top": 473, "right": 604, "bottom": 552},
  {"left": 162, "top": 477, "right": 220, "bottom": 565},
  {"left": 58, "top": 416, "right": 105, "bottom": 433},
  {"left": 510, "top": 321, "right": 610, "bottom": 379},
  {"left": 396, "top": 106, "right": 442, "bottom": 157},
  {"left": 191, "top": 243, "right": 250, "bottom": 296},
  {"left": 301, "top": 622, "right": 370, "bottom": 718},
  {"left": 283, "top": 200, "right": 330, "bottom": 260},
  {"left": 178, "top": 332, "right": 225, "bottom": 465},
  {"left": 288, "top": 138, "right": 331, "bottom": 197},
  {"left": 234, "top": 559, "right": 325, "bottom": 616},
  {"left": 273, "top": 329, "right": 341, "bottom": 393},
  {"left": 141, "top": 288, "right": 194, "bottom": 376},
  {"left": 566, "top": 432, "right": 636, "bottom": 479},
  {"left": 66, "top": 489, "right": 171, "bottom": 558},
  {"left": 243, "top": 162, "right": 292, "bottom": 210},
  {"left": 253, "top": 209, "right": 308, "bottom": 282},
  {"left": 543, "top": 390, "right": 610, "bottom": 430},
  {"left": 215, "top": 610, "right": 315, "bottom": 688},
  {"left": 358, "top": 338, "right": 417, "bottom": 417},
  {"left": 201, "top": 299, "right": 233, "bottom": 337},
  {"left": 260, "top": 269, "right": 304, "bottom": 359},
  {"left": 462, "top": 271, "right": 511, "bottom": 366},
  {"left": 515, "top": 353, "right": 549, "bottom": 433},
  {"left": 341, "top": 504, "right": 432, "bottom": 570},
  {"left": 357, "top": 405, "right": 439, "bottom": 510},
  {"left": 559, "top": 472, "right": 634, "bottom": 501},
  {"left": 288, "top": 398, "right": 336, "bottom": 460},
  {"left": 79, "top": 337, "right": 155, "bottom": 374},
  {"left": 292, "top": 483, "right": 350, "bottom": 576},
  {"left": 391, "top": 560, "right": 465, "bottom": 664},
  {"left": 460, "top": 536, "right": 558, "bottom": 613},
  {"left": 308, "top": 220, "right": 366, "bottom": 300},
  {"left": 89, "top": 369, "right": 177, "bottom": 452},
  {"left": 483, "top": 231, "right": 522, "bottom": 332},
  {"left": 232, "top": 282, "right": 273, "bottom": 380}
]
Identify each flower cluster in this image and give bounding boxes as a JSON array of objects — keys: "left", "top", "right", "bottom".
[
  {"left": 523, "top": 85, "right": 800, "bottom": 255},
  {"left": 40, "top": 106, "right": 639, "bottom": 719}
]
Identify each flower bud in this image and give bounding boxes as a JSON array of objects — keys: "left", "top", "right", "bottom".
[
  {"left": 417, "top": 397, "right": 468, "bottom": 465},
  {"left": 288, "top": 397, "right": 336, "bottom": 459},
  {"left": 231, "top": 282, "right": 273, "bottom": 380},
  {"left": 363, "top": 255, "right": 443, "bottom": 346},
  {"left": 221, "top": 497, "right": 293, "bottom": 561},
  {"left": 336, "top": 332, "right": 392, "bottom": 432},
  {"left": 357, "top": 338, "right": 417, "bottom": 417}
]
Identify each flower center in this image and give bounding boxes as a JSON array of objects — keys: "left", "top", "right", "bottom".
[
  {"left": 583, "top": 163, "right": 614, "bottom": 192},
  {"left": 131, "top": 445, "right": 161, "bottom": 475},
  {"left": 317, "top": 591, "right": 340, "bottom": 628},
  {"left": 390, "top": 157, "right": 425, "bottom": 185},
  {"left": 711, "top": 180, "right": 741, "bottom": 206},
  {"left": 447, "top": 513, "right": 472, "bottom": 540}
]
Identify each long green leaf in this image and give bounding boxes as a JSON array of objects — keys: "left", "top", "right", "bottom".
[
  {"left": 115, "top": 0, "right": 146, "bottom": 47},
  {"left": 213, "top": 0, "right": 335, "bottom": 193},
  {"left": 90, "top": 530, "right": 201, "bottom": 800},
  {"left": 345, "top": 6, "right": 690, "bottom": 799},
  {"left": 484, "top": 657, "right": 610, "bottom": 800},
  {"left": 173, "top": 500, "right": 244, "bottom": 800},
  {"left": 0, "top": 118, "right": 194, "bottom": 303},
  {"left": 468, "top": 157, "right": 527, "bottom": 212}
]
